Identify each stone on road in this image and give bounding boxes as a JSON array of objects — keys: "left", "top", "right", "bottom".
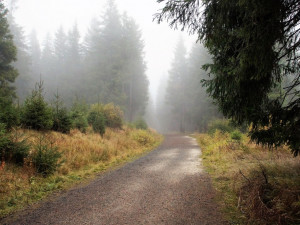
[{"left": 2, "top": 134, "right": 225, "bottom": 225}]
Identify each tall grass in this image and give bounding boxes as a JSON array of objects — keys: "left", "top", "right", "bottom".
[
  {"left": 0, "top": 127, "right": 162, "bottom": 217},
  {"left": 195, "top": 131, "right": 300, "bottom": 224}
]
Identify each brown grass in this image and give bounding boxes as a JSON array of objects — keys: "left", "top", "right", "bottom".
[
  {"left": 195, "top": 131, "right": 300, "bottom": 225},
  {"left": 0, "top": 127, "right": 162, "bottom": 217}
]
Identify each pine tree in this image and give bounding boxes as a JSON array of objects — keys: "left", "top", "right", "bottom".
[
  {"left": 156, "top": 0, "right": 300, "bottom": 155},
  {"left": 6, "top": 0, "right": 31, "bottom": 102},
  {"left": 40, "top": 33, "right": 55, "bottom": 98},
  {"left": 0, "top": 0, "right": 18, "bottom": 128},
  {"left": 28, "top": 29, "right": 41, "bottom": 85},
  {"left": 22, "top": 81, "right": 53, "bottom": 130},
  {"left": 51, "top": 91, "right": 72, "bottom": 134},
  {"left": 97, "top": 0, "right": 124, "bottom": 105},
  {"left": 121, "top": 15, "right": 148, "bottom": 121},
  {"left": 64, "top": 22, "right": 82, "bottom": 103},
  {"left": 166, "top": 37, "right": 187, "bottom": 132}
]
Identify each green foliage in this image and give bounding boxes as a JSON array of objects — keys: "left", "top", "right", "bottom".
[
  {"left": 52, "top": 92, "right": 72, "bottom": 134},
  {"left": 92, "top": 113, "right": 106, "bottom": 136},
  {"left": 70, "top": 99, "right": 88, "bottom": 133},
  {"left": 0, "top": 123, "right": 10, "bottom": 160},
  {"left": 0, "top": 2, "right": 19, "bottom": 130},
  {"left": 0, "top": 99, "right": 20, "bottom": 130},
  {"left": 88, "top": 104, "right": 106, "bottom": 136},
  {"left": 208, "top": 119, "right": 234, "bottom": 135},
  {"left": 22, "top": 81, "right": 53, "bottom": 130},
  {"left": 103, "top": 103, "right": 123, "bottom": 129},
  {"left": 0, "top": 124, "right": 29, "bottom": 166},
  {"left": 133, "top": 118, "right": 148, "bottom": 130},
  {"left": 32, "top": 136, "right": 62, "bottom": 177},
  {"left": 0, "top": 2, "right": 18, "bottom": 105},
  {"left": 230, "top": 130, "right": 242, "bottom": 142},
  {"left": 52, "top": 108, "right": 72, "bottom": 134},
  {"left": 156, "top": 0, "right": 300, "bottom": 155}
]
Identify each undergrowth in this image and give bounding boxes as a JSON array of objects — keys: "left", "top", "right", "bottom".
[
  {"left": 0, "top": 126, "right": 162, "bottom": 218},
  {"left": 195, "top": 131, "right": 300, "bottom": 225}
]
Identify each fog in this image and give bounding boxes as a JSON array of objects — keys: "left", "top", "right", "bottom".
[
  {"left": 4, "top": 0, "right": 221, "bottom": 132},
  {"left": 7, "top": 0, "right": 196, "bottom": 101}
]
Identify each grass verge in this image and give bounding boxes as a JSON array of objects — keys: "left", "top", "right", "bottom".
[
  {"left": 195, "top": 131, "right": 300, "bottom": 225},
  {"left": 0, "top": 127, "right": 163, "bottom": 218}
]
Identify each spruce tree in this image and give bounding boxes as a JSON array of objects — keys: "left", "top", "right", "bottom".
[
  {"left": 22, "top": 81, "right": 53, "bottom": 130},
  {"left": 7, "top": 0, "right": 31, "bottom": 102},
  {"left": 28, "top": 29, "right": 41, "bottom": 85},
  {"left": 122, "top": 15, "right": 148, "bottom": 121},
  {"left": 157, "top": 0, "right": 300, "bottom": 155},
  {"left": 0, "top": 0, "right": 18, "bottom": 128},
  {"left": 166, "top": 37, "right": 187, "bottom": 132}
]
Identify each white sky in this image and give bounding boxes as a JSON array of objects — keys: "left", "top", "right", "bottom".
[{"left": 8, "top": 0, "right": 197, "bottom": 102}]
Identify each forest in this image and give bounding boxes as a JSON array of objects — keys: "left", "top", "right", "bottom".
[{"left": 0, "top": 0, "right": 299, "bottom": 224}]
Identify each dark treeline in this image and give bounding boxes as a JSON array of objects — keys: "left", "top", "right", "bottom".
[
  {"left": 8, "top": 0, "right": 148, "bottom": 122},
  {"left": 156, "top": 38, "right": 222, "bottom": 133}
]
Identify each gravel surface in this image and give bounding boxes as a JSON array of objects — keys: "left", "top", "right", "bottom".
[{"left": 1, "top": 134, "right": 226, "bottom": 225}]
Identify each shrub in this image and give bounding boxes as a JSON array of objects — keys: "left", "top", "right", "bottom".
[
  {"left": 92, "top": 112, "right": 106, "bottom": 136},
  {"left": 103, "top": 103, "right": 123, "bottom": 128},
  {"left": 87, "top": 110, "right": 98, "bottom": 125},
  {"left": 52, "top": 92, "right": 72, "bottom": 133},
  {"left": 70, "top": 100, "right": 88, "bottom": 133},
  {"left": 0, "top": 124, "right": 29, "bottom": 166},
  {"left": 0, "top": 123, "right": 10, "bottom": 161},
  {"left": 52, "top": 108, "right": 72, "bottom": 134},
  {"left": 32, "top": 136, "right": 62, "bottom": 177},
  {"left": 0, "top": 100, "right": 20, "bottom": 130},
  {"left": 133, "top": 118, "right": 148, "bottom": 130},
  {"left": 230, "top": 130, "right": 242, "bottom": 142},
  {"left": 21, "top": 81, "right": 53, "bottom": 130},
  {"left": 208, "top": 119, "right": 234, "bottom": 135}
]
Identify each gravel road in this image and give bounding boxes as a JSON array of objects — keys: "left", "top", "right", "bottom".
[{"left": 2, "top": 134, "right": 225, "bottom": 225}]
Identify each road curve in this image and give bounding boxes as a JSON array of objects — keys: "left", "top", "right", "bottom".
[{"left": 2, "top": 134, "right": 225, "bottom": 225}]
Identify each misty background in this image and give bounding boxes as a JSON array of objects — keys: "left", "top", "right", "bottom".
[{"left": 4, "top": 0, "right": 222, "bottom": 132}]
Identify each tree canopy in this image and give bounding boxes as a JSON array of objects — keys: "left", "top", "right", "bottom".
[{"left": 156, "top": 0, "right": 300, "bottom": 155}]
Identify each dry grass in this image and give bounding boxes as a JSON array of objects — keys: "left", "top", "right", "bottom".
[
  {"left": 195, "top": 131, "right": 300, "bottom": 225},
  {"left": 0, "top": 127, "right": 162, "bottom": 217}
]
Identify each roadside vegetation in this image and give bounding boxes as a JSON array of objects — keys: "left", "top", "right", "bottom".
[
  {"left": 195, "top": 120, "right": 300, "bottom": 224},
  {"left": 0, "top": 126, "right": 162, "bottom": 218}
]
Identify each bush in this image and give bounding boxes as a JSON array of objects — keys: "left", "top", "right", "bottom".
[
  {"left": 52, "top": 92, "right": 72, "bottom": 134},
  {"left": 87, "top": 110, "right": 98, "bottom": 125},
  {"left": 0, "top": 99, "right": 20, "bottom": 130},
  {"left": 32, "top": 136, "right": 62, "bottom": 177},
  {"left": 133, "top": 118, "right": 148, "bottom": 130},
  {"left": 230, "top": 130, "right": 242, "bottom": 142},
  {"left": 52, "top": 108, "right": 72, "bottom": 134},
  {"left": 21, "top": 81, "right": 53, "bottom": 130},
  {"left": 208, "top": 119, "right": 234, "bottom": 135},
  {"left": 103, "top": 103, "right": 123, "bottom": 128},
  {"left": 70, "top": 100, "right": 88, "bottom": 133},
  {"left": 0, "top": 124, "right": 30, "bottom": 166},
  {"left": 92, "top": 112, "right": 106, "bottom": 136},
  {"left": 0, "top": 123, "right": 10, "bottom": 161}
]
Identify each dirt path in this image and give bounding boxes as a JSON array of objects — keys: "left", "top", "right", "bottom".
[{"left": 2, "top": 134, "right": 225, "bottom": 225}]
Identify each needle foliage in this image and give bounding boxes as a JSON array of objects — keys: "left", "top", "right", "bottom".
[{"left": 156, "top": 0, "right": 300, "bottom": 155}]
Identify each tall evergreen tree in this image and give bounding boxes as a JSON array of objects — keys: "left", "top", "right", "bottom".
[
  {"left": 97, "top": 0, "right": 124, "bottom": 105},
  {"left": 156, "top": 0, "right": 300, "bottom": 155},
  {"left": 165, "top": 37, "right": 188, "bottom": 132},
  {"left": 122, "top": 15, "right": 148, "bottom": 121},
  {"left": 0, "top": 0, "right": 18, "bottom": 127},
  {"left": 64, "top": 22, "right": 82, "bottom": 103},
  {"left": 28, "top": 29, "right": 41, "bottom": 85},
  {"left": 7, "top": 0, "right": 31, "bottom": 102},
  {"left": 40, "top": 33, "right": 55, "bottom": 99},
  {"left": 53, "top": 26, "right": 67, "bottom": 91},
  {"left": 185, "top": 44, "right": 220, "bottom": 131}
]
